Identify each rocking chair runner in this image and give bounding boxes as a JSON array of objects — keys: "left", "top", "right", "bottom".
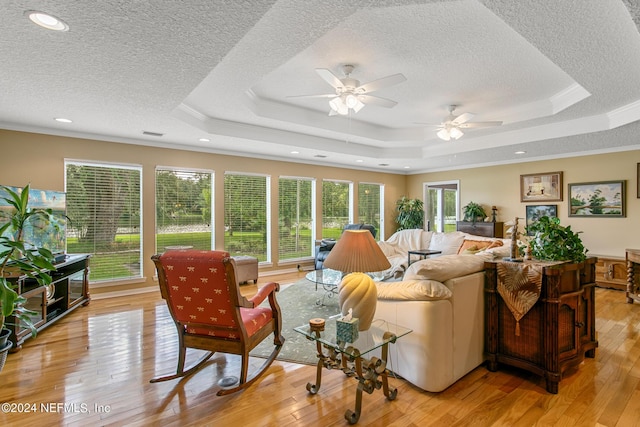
[{"left": 151, "top": 250, "right": 284, "bottom": 395}]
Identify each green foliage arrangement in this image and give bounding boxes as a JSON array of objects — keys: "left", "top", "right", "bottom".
[
  {"left": 0, "top": 185, "right": 57, "bottom": 337},
  {"left": 395, "top": 196, "right": 424, "bottom": 231},
  {"left": 525, "top": 216, "right": 587, "bottom": 262},
  {"left": 462, "top": 201, "right": 487, "bottom": 223}
]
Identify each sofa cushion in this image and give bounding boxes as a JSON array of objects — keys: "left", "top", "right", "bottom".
[
  {"left": 457, "top": 239, "right": 503, "bottom": 255},
  {"left": 404, "top": 254, "right": 486, "bottom": 282},
  {"left": 428, "top": 231, "right": 466, "bottom": 255},
  {"left": 376, "top": 279, "right": 452, "bottom": 301}
]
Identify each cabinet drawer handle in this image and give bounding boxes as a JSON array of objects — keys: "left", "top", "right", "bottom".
[{"left": 575, "top": 321, "right": 584, "bottom": 328}]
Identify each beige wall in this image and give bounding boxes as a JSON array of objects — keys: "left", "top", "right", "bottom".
[
  {"left": 0, "top": 130, "right": 407, "bottom": 291},
  {"left": 3, "top": 129, "right": 638, "bottom": 292},
  {"left": 406, "top": 151, "right": 640, "bottom": 258}
]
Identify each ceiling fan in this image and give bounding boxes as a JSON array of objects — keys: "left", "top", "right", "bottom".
[
  {"left": 420, "top": 105, "right": 503, "bottom": 141},
  {"left": 288, "top": 64, "right": 406, "bottom": 116}
]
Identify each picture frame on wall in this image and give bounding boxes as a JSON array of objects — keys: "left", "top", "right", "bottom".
[
  {"left": 525, "top": 205, "right": 557, "bottom": 236},
  {"left": 568, "top": 180, "right": 626, "bottom": 217},
  {"left": 520, "top": 171, "right": 563, "bottom": 202}
]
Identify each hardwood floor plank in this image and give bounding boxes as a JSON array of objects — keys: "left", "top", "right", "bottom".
[{"left": 1, "top": 278, "right": 640, "bottom": 426}]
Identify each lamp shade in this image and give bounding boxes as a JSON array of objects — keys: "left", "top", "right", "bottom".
[{"left": 322, "top": 229, "right": 390, "bottom": 273}]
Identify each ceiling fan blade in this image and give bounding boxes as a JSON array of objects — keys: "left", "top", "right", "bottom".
[
  {"left": 356, "top": 73, "right": 406, "bottom": 93},
  {"left": 459, "top": 121, "right": 503, "bottom": 129},
  {"left": 286, "top": 93, "right": 336, "bottom": 99},
  {"left": 315, "top": 68, "right": 343, "bottom": 89},
  {"left": 451, "top": 112, "right": 474, "bottom": 125},
  {"left": 358, "top": 94, "right": 397, "bottom": 108}
]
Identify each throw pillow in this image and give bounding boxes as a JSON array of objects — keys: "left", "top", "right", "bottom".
[
  {"left": 404, "top": 254, "right": 486, "bottom": 282},
  {"left": 457, "top": 239, "right": 503, "bottom": 255},
  {"left": 376, "top": 279, "right": 452, "bottom": 301},
  {"left": 428, "top": 231, "right": 467, "bottom": 255}
]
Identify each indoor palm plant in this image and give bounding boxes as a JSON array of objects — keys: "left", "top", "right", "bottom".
[
  {"left": 1, "top": 184, "right": 57, "bottom": 362},
  {"left": 395, "top": 196, "right": 424, "bottom": 230}
]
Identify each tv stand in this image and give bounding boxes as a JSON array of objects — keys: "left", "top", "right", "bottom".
[{"left": 5, "top": 254, "right": 91, "bottom": 352}]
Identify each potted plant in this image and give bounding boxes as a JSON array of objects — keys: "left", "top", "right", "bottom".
[
  {"left": 395, "top": 196, "right": 424, "bottom": 230},
  {"left": 0, "top": 184, "right": 56, "bottom": 368},
  {"left": 525, "top": 216, "right": 587, "bottom": 262},
  {"left": 462, "top": 201, "right": 487, "bottom": 223}
]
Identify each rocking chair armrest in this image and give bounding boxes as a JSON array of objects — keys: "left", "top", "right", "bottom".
[{"left": 247, "top": 281, "right": 280, "bottom": 307}]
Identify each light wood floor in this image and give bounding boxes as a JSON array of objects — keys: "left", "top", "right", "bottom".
[{"left": 1, "top": 271, "right": 640, "bottom": 427}]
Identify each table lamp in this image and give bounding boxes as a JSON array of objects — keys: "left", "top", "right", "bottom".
[{"left": 322, "top": 229, "right": 391, "bottom": 330}]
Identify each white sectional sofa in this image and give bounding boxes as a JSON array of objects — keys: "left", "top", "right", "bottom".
[{"left": 372, "top": 229, "right": 512, "bottom": 392}]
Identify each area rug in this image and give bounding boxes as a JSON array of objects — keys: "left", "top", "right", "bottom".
[{"left": 250, "top": 278, "right": 340, "bottom": 365}]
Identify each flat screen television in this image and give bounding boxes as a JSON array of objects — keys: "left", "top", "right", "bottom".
[{"left": 0, "top": 185, "right": 67, "bottom": 260}]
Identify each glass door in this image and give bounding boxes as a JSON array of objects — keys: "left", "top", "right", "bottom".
[{"left": 424, "top": 181, "right": 459, "bottom": 232}]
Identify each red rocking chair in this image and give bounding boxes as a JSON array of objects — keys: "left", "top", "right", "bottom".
[{"left": 151, "top": 250, "right": 284, "bottom": 395}]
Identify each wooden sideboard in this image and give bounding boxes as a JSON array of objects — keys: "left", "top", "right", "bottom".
[
  {"left": 484, "top": 257, "right": 598, "bottom": 393},
  {"left": 594, "top": 255, "right": 627, "bottom": 291},
  {"left": 4, "top": 254, "right": 91, "bottom": 352},
  {"left": 626, "top": 249, "right": 640, "bottom": 304},
  {"left": 456, "top": 221, "right": 504, "bottom": 238}
]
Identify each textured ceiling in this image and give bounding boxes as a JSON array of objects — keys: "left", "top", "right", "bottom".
[{"left": 2, "top": 0, "right": 640, "bottom": 173}]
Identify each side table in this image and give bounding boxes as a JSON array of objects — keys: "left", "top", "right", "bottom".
[
  {"left": 626, "top": 249, "right": 640, "bottom": 304},
  {"left": 294, "top": 316, "right": 412, "bottom": 424},
  {"left": 407, "top": 249, "right": 441, "bottom": 265}
]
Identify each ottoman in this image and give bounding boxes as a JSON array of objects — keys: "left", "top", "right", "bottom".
[{"left": 232, "top": 255, "right": 259, "bottom": 284}]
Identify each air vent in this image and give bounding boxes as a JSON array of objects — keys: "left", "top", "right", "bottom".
[
  {"left": 314, "top": 154, "right": 327, "bottom": 158},
  {"left": 142, "top": 131, "right": 164, "bottom": 137}
]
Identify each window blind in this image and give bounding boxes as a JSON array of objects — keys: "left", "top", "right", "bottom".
[
  {"left": 322, "top": 180, "right": 351, "bottom": 239},
  {"left": 358, "top": 183, "right": 383, "bottom": 237},
  {"left": 155, "top": 168, "right": 213, "bottom": 251},
  {"left": 65, "top": 161, "right": 142, "bottom": 282},
  {"left": 223, "top": 173, "right": 270, "bottom": 262},
  {"left": 278, "top": 177, "right": 314, "bottom": 261}
]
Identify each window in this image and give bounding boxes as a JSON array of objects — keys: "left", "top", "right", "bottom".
[
  {"left": 224, "top": 173, "right": 270, "bottom": 262},
  {"left": 278, "top": 177, "right": 315, "bottom": 261},
  {"left": 425, "top": 181, "right": 459, "bottom": 232},
  {"left": 155, "top": 168, "right": 213, "bottom": 251},
  {"left": 322, "top": 180, "right": 352, "bottom": 239},
  {"left": 65, "top": 161, "right": 142, "bottom": 283},
  {"left": 358, "top": 183, "right": 383, "bottom": 239}
]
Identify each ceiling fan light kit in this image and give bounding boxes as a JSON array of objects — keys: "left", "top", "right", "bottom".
[
  {"left": 290, "top": 64, "right": 406, "bottom": 116},
  {"left": 421, "top": 105, "right": 503, "bottom": 141}
]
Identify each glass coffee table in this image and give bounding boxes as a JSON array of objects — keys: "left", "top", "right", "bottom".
[
  {"left": 294, "top": 315, "right": 412, "bottom": 424},
  {"left": 305, "top": 269, "right": 387, "bottom": 306},
  {"left": 305, "top": 268, "right": 342, "bottom": 306}
]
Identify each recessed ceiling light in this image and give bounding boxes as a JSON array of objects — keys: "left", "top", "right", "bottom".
[
  {"left": 25, "top": 10, "right": 69, "bottom": 31},
  {"left": 515, "top": 150, "right": 526, "bottom": 154},
  {"left": 291, "top": 151, "right": 299, "bottom": 154},
  {"left": 199, "top": 138, "right": 210, "bottom": 142},
  {"left": 355, "top": 159, "right": 363, "bottom": 163},
  {"left": 54, "top": 117, "right": 72, "bottom": 123},
  {"left": 404, "top": 166, "right": 411, "bottom": 169}
]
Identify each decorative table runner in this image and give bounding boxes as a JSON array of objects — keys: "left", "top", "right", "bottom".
[{"left": 496, "top": 261, "right": 546, "bottom": 336}]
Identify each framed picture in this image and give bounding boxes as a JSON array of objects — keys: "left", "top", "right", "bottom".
[
  {"left": 568, "top": 180, "right": 626, "bottom": 217},
  {"left": 525, "top": 205, "right": 557, "bottom": 236},
  {"left": 520, "top": 171, "right": 563, "bottom": 202}
]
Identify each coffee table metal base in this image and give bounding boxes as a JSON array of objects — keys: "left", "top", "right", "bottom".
[{"left": 305, "top": 327, "right": 398, "bottom": 424}]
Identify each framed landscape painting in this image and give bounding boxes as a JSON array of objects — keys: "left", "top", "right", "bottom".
[
  {"left": 569, "top": 180, "right": 626, "bottom": 217},
  {"left": 520, "top": 171, "right": 563, "bottom": 202},
  {"left": 525, "top": 205, "right": 557, "bottom": 236}
]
